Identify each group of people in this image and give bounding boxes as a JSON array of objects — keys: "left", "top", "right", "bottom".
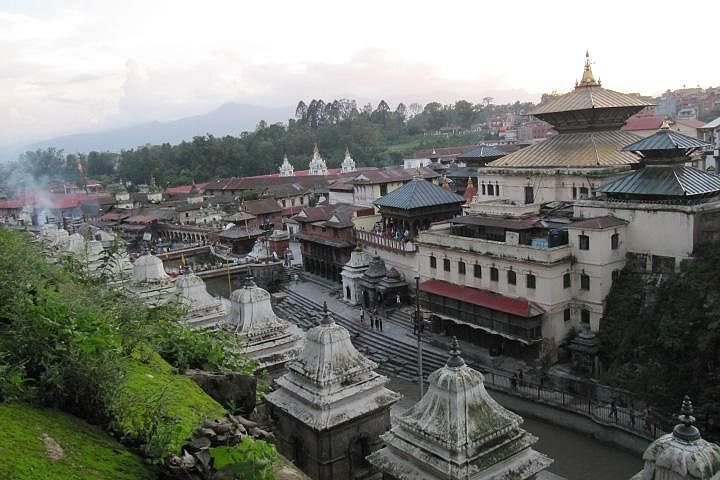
[{"left": 359, "top": 306, "right": 383, "bottom": 332}]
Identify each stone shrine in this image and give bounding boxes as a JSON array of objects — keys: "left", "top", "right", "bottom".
[
  {"left": 279, "top": 153, "right": 295, "bottom": 177},
  {"left": 630, "top": 396, "right": 720, "bottom": 480},
  {"left": 341, "top": 247, "right": 370, "bottom": 305},
  {"left": 124, "top": 253, "right": 176, "bottom": 305},
  {"left": 341, "top": 147, "right": 356, "bottom": 173},
  {"left": 367, "top": 337, "right": 552, "bottom": 480},
  {"left": 226, "top": 276, "right": 302, "bottom": 372},
  {"left": 174, "top": 270, "right": 231, "bottom": 329},
  {"left": 308, "top": 144, "right": 329, "bottom": 176},
  {"left": 266, "top": 303, "right": 401, "bottom": 480}
]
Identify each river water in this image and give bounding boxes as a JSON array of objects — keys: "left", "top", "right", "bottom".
[{"left": 386, "top": 377, "right": 642, "bottom": 480}]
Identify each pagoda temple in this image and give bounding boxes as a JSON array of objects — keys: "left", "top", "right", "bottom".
[
  {"left": 308, "top": 144, "right": 329, "bottom": 176},
  {"left": 226, "top": 276, "right": 302, "bottom": 372},
  {"left": 367, "top": 337, "right": 553, "bottom": 480},
  {"left": 266, "top": 303, "right": 401, "bottom": 480},
  {"left": 474, "top": 52, "right": 654, "bottom": 208},
  {"left": 630, "top": 396, "right": 720, "bottom": 480},
  {"left": 174, "top": 270, "right": 231, "bottom": 329}
]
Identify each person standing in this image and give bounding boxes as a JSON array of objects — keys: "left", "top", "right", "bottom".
[
  {"left": 610, "top": 400, "right": 618, "bottom": 423},
  {"left": 360, "top": 307, "right": 365, "bottom": 325},
  {"left": 518, "top": 369, "right": 524, "bottom": 388},
  {"left": 396, "top": 293, "right": 401, "bottom": 306},
  {"left": 370, "top": 312, "right": 375, "bottom": 330},
  {"left": 378, "top": 315, "right": 383, "bottom": 332}
]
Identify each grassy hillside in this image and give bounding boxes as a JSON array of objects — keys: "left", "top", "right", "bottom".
[{"left": 0, "top": 403, "right": 153, "bottom": 480}]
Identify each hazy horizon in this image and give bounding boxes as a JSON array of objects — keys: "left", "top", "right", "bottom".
[{"left": 2, "top": 0, "right": 717, "bottom": 145}]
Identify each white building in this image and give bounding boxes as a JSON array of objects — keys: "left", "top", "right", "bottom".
[
  {"left": 279, "top": 153, "right": 295, "bottom": 177},
  {"left": 340, "top": 147, "right": 356, "bottom": 173},
  {"left": 308, "top": 144, "right": 328, "bottom": 176}
]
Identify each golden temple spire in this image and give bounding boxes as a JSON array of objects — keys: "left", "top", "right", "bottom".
[
  {"left": 577, "top": 50, "right": 600, "bottom": 88},
  {"left": 467, "top": 176, "right": 474, "bottom": 188},
  {"left": 660, "top": 118, "right": 671, "bottom": 129}
]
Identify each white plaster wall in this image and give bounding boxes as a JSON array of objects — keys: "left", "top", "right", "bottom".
[{"left": 329, "top": 190, "right": 353, "bottom": 205}]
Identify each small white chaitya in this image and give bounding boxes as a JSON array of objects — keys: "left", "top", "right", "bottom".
[
  {"left": 102, "top": 251, "right": 134, "bottom": 285},
  {"left": 266, "top": 303, "right": 400, "bottom": 479},
  {"left": 226, "top": 276, "right": 302, "bottom": 372},
  {"left": 174, "top": 270, "right": 230, "bottom": 329},
  {"left": 341, "top": 147, "right": 356, "bottom": 173},
  {"left": 279, "top": 153, "right": 295, "bottom": 177},
  {"left": 124, "top": 253, "right": 176, "bottom": 305},
  {"left": 341, "top": 247, "right": 370, "bottom": 305},
  {"left": 630, "top": 396, "right": 720, "bottom": 480},
  {"left": 308, "top": 144, "right": 328, "bottom": 176},
  {"left": 368, "top": 337, "right": 553, "bottom": 480}
]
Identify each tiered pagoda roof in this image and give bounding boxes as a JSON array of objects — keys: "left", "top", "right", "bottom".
[
  {"left": 599, "top": 124, "right": 719, "bottom": 200},
  {"left": 367, "top": 338, "right": 552, "bottom": 479},
  {"left": 488, "top": 53, "right": 653, "bottom": 169},
  {"left": 266, "top": 303, "right": 400, "bottom": 430}
]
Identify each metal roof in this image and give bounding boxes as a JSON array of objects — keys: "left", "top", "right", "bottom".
[
  {"left": 374, "top": 178, "right": 465, "bottom": 210},
  {"left": 570, "top": 215, "right": 628, "bottom": 230},
  {"left": 622, "top": 129, "right": 711, "bottom": 152},
  {"left": 531, "top": 86, "right": 653, "bottom": 116},
  {"left": 702, "top": 116, "right": 720, "bottom": 129},
  {"left": 456, "top": 145, "right": 507, "bottom": 159},
  {"left": 451, "top": 215, "right": 538, "bottom": 231},
  {"left": 487, "top": 130, "right": 641, "bottom": 168},
  {"left": 420, "top": 280, "right": 544, "bottom": 318},
  {"left": 599, "top": 166, "right": 720, "bottom": 197}
]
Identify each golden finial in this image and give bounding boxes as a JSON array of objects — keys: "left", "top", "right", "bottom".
[
  {"left": 415, "top": 163, "right": 422, "bottom": 177},
  {"left": 660, "top": 118, "right": 671, "bottom": 129},
  {"left": 577, "top": 50, "right": 599, "bottom": 88},
  {"left": 442, "top": 175, "right": 450, "bottom": 190},
  {"left": 467, "top": 176, "right": 474, "bottom": 187}
]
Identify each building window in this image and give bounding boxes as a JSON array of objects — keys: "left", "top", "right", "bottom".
[
  {"left": 563, "top": 273, "right": 571, "bottom": 288},
  {"left": 524, "top": 186, "right": 534, "bottom": 204},
  {"left": 291, "top": 198, "right": 295, "bottom": 206},
  {"left": 495, "top": 182, "right": 501, "bottom": 196},
  {"left": 579, "top": 187, "right": 589, "bottom": 198},
  {"left": 581, "top": 308, "right": 590, "bottom": 324},
  {"left": 281, "top": 199, "right": 286, "bottom": 207},
  {"left": 300, "top": 197, "right": 304, "bottom": 205},
  {"left": 458, "top": 261, "right": 466, "bottom": 275},
  {"left": 430, "top": 256, "right": 436, "bottom": 269},
  {"left": 578, "top": 234, "right": 590, "bottom": 250},
  {"left": 487, "top": 184, "right": 494, "bottom": 196},
  {"left": 380, "top": 184, "right": 388, "bottom": 196},
  {"left": 507, "top": 270, "right": 516, "bottom": 285},
  {"left": 474, "top": 264, "right": 482, "bottom": 278},
  {"left": 564, "top": 308, "right": 571, "bottom": 322},
  {"left": 490, "top": 267, "right": 499, "bottom": 281},
  {"left": 611, "top": 233, "right": 619, "bottom": 250},
  {"left": 612, "top": 269, "right": 620, "bottom": 281},
  {"left": 481, "top": 183, "right": 486, "bottom": 195},
  {"left": 443, "top": 258, "right": 451, "bottom": 272},
  {"left": 581, "top": 273, "right": 590, "bottom": 290},
  {"left": 527, "top": 273, "right": 536, "bottom": 289},
  {"left": 572, "top": 186, "right": 577, "bottom": 199}
]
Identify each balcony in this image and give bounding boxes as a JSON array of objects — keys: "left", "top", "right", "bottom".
[
  {"left": 418, "top": 229, "right": 571, "bottom": 265},
  {"left": 355, "top": 229, "right": 417, "bottom": 254}
]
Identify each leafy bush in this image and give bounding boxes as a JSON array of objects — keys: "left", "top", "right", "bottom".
[{"left": 210, "top": 438, "right": 277, "bottom": 480}]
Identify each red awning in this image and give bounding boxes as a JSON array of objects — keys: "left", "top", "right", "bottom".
[{"left": 420, "top": 279, "right": 543, "bottom": 318}]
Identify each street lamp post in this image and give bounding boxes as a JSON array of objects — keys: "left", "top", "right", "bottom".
[{"left": 415, "top": 275, "right": 424, "bottom": 397}]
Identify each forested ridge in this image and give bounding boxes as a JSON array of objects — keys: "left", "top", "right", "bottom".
[{"left": 3, "top": 98, "right": 533, "bottom": 188}]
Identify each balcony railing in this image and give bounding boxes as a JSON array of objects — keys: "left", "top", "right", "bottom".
[
  {"left": 354, "top": 229, "right": 417, "bottom": 253},
  {"left": 418, "top": 230, "right": 570, "bottom": 265}
]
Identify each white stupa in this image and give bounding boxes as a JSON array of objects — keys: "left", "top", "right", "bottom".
[
  {"left": 227, "top": 276, "right": 302, "bottom": 372},
  {"left": 175, "top": 270, "right": 230, "bottom": 329},
  {"left": 340, "top": 146, "right": 356, "bottom": 173},
  {"left": 279, "top": 153, "right": 295, "bottom": 177},
  {"left": 308, "top": 144, "right": 328, "bottom": 176},
  {"left": 102, "top": 251, "right": 134, "bottom": 285},
  {"left": 64, "top": 232, "right": 86, "bottom": 257},
  {"left": 631, "top": 396, "right": 720, "bottom": 480},
  {"left": 124, "top": 253, "right": 176, "bottom": 305},
  {"left": 368, "top": 337, "right": 553, "bottom": 480}
]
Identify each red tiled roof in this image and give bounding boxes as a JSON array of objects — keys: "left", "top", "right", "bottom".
[
  {"left": 101, "top": 212, "right": 130, "bottom": 221},
  {"left": 675, "top": 118, "right": 705, "bottom": 129},
  {"left": 0, "top": 199, "right": 25, "bottom": 209},
  {"left": 165, "top": 183, "right": 208, "bottom": 195},
  {"left": 622, "top": 115, "right": 665, "bottom": 131},
  {"left": 244, "top": 198, "right": 282, "bottom": 215},
  {"left": 420, "top": 279, "right": 543, "bottom": 318}
]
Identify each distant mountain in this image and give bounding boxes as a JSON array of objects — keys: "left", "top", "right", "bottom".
[{"left": 23, "top": 103, "right": 293, "bottom": 154}]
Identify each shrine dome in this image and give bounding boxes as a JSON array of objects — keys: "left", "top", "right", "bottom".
[{"left": 132, "top": 254, "right": 170, "bottom": 283}]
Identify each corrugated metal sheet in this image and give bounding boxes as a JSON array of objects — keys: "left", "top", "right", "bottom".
[
  {"left": 531, "top": 86, "right": 654, "bottom": 115},
  {"left": 599, "top": 166, "right": 720, "bottom": 197},
  {"left": 622, "top": 129, "right": 711, "bottom": 152},
  {"left": 457, "top": 145, "right": 507, "bottom": 159},
  {"left": 374, "top": 178, "right": 464, "bottom": 210},
  {"left": 487, "top": 130, "right": 641, "bottom": 168}
]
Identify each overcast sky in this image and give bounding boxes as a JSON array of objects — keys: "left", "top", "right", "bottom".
[{"left": 1, "top": 0, "right": 717, "bottom": 144}]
